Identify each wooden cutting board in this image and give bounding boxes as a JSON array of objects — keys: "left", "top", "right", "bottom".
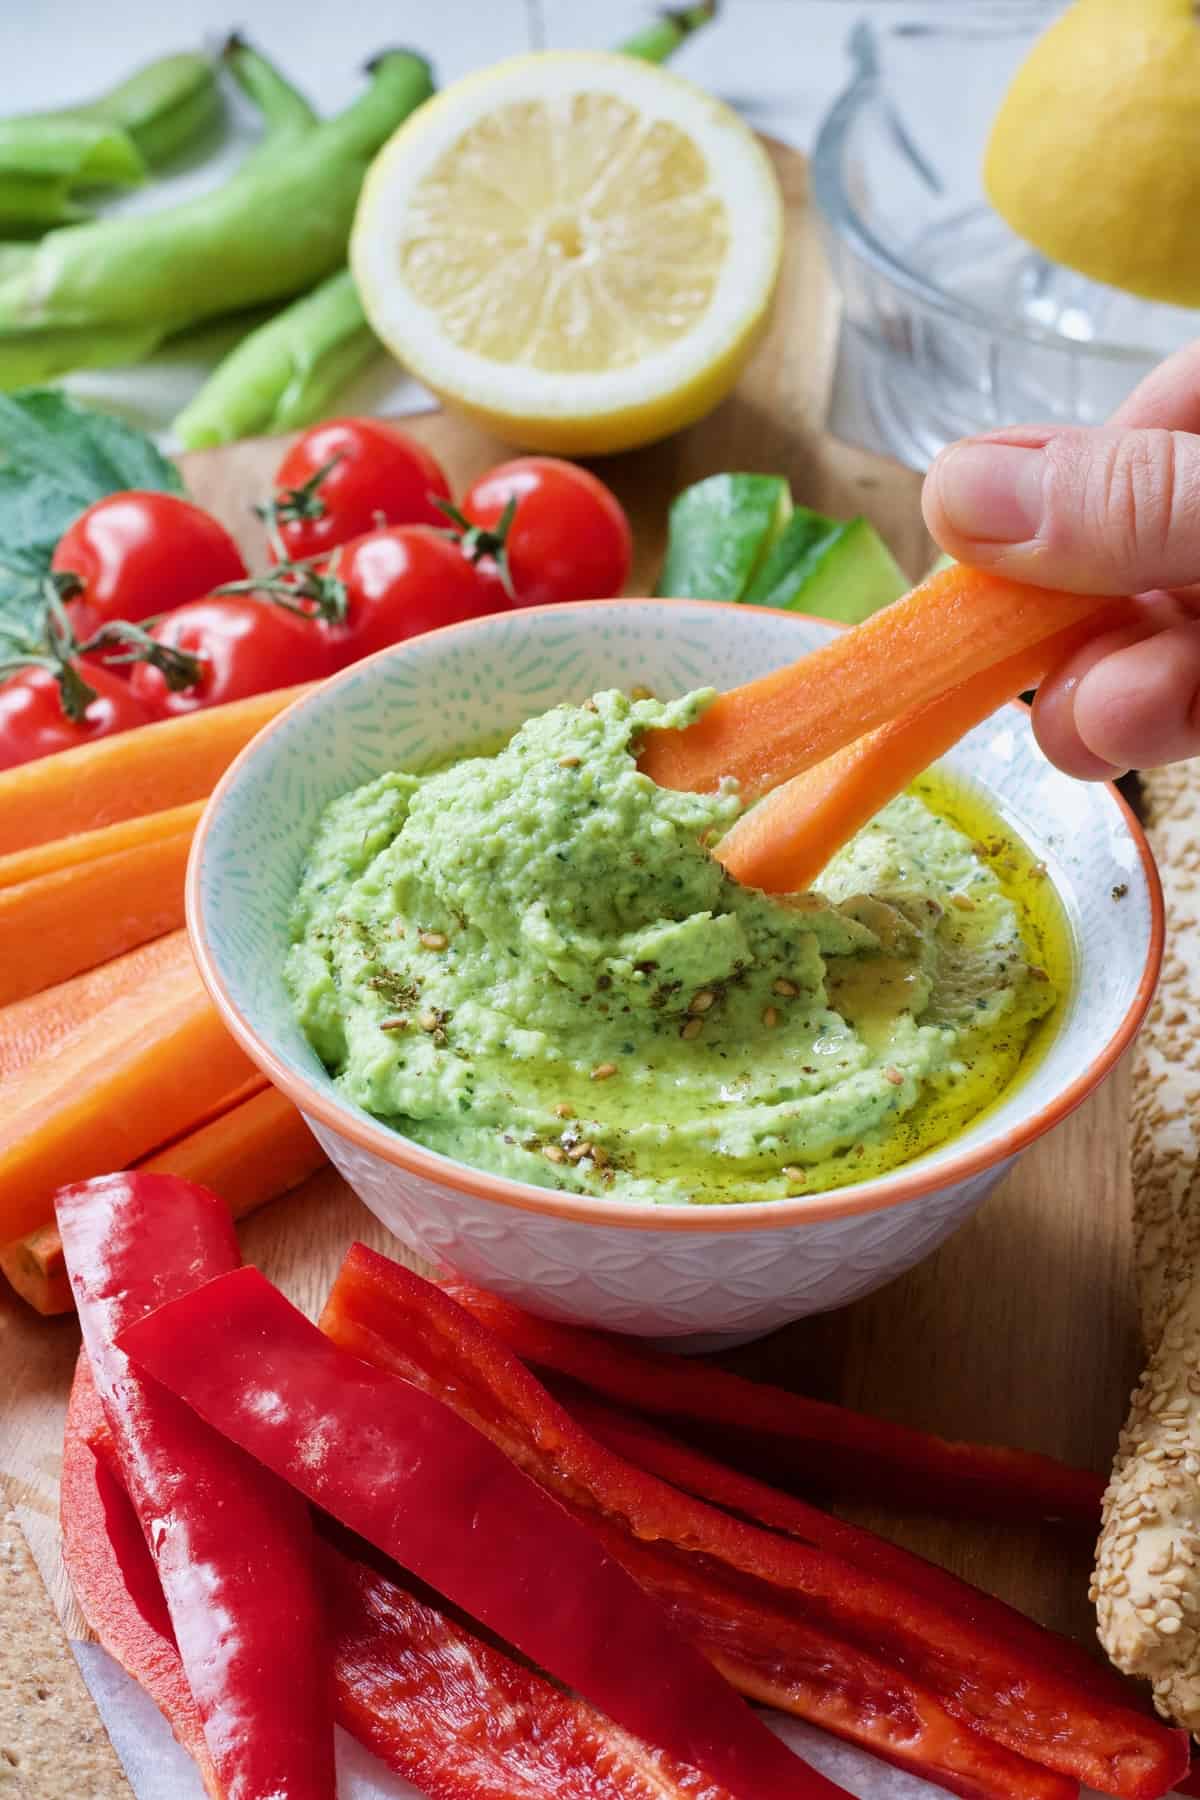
[{"left": 0, "top": 138, "right": 1139, "bottom": 1714}]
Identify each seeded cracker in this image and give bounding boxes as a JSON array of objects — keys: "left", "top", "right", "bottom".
[
  {"left": 1094, "top": 762, "right": 1200, "bottom": 1730},
  {"left": 0, "top": 1502, "right": 132, "bottom": 1796}
]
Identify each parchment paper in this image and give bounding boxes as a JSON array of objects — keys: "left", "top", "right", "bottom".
[{"left": 74, "top": 1639, "right": 992, "bottom": 1800}]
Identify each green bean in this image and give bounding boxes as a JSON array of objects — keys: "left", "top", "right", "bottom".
[
  {"left": 0, "top": 116, "right": 143, "bottom": 186},
  {"left": 68, "top": 52, "right": 222, "bottom": 170},
  {"left": 619, "top": 3, "right": 718, "bottom": 63},
  {"left": 0, "top": 320, "right": 164, "bottom": 390},
  {"left": 0, "top": 246, "right": 34, "bottom": 282},
  {"left": 0, "top": 51, "right": 435, "bottom": 336},
  {"left": 222, "top": 35, "right": 319, "bottom": 152},
  {"left": 173, "top": 269, "right": 378, "bottom": 447},
  {"left": 0, "top": 42, "right": 317, "bottom": 387},
  {"left": 0, "top": 53, "right": 225, "bottom": 232},
  {"left": 0, "top": 119, "right": 143, "bottom": 232},
  {"left": 0, "top": 39, "right": 343, "bottom": 391},
  {"left": 0, "top": 176, "right": 86, "bottom": 232},
  {"left": 171, "top": 9, "right": 722, "bottom": 446},
  {"left": 0, "top": 44, "right": 318, "bottom": 389}
]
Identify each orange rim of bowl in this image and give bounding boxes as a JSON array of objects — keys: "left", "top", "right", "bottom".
[{"left": 187, "top": 597, "right": 1165, "bottom": 1236}]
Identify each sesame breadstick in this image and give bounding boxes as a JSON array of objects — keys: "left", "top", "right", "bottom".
[
  {"left": 1129, "top": 763, "right": 1200, "bottom": 1344},
  {"left": 1094, "top": 762, "right": 1200, "bottom": 1729}
]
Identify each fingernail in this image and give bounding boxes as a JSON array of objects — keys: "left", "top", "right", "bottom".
[{"left": 931, "top": 443, "right": 1045, "bottom": 544}]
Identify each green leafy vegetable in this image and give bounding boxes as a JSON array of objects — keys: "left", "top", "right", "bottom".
[
  {"left": 0, "top": 388, "right": 181, "bottom": 642},
  {"left": 656, "top": 472, "right": 791, "bottom": 601}
]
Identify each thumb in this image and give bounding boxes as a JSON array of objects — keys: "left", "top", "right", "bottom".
[{"left": 922, "top": 426, "right": 1200, "bottom": 594}]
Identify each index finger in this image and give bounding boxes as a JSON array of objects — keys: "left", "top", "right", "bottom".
[{"left": 1110, "top": 338, "right": 1200, "bottom": 432}]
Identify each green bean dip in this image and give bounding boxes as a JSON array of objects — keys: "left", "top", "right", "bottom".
[{"left": 285, "top": 689, "right": 1058, "bottom": 1204}]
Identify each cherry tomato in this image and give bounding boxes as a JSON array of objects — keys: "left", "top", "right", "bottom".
[
  {"left": 328, "top": 526, "right": 498, "bottom": 664},
  {"left": 129, "top": 598, "right": 335, "bottom": 718},
  {"left": 0, "top": 662, "right": 154, "bottom": 770},
  {"left": 52, "top": 492, "right": 247, "bottom": 651},
  {"left": 459, "top": 457, "right": 632, "bottom": 609},
  {"left": 268, "top": 419, "right": 452, "bottom": 562}
]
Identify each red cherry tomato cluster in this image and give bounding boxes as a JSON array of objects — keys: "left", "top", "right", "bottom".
[{"left": 0, "top": 419, "right": 633, "bottom": 771}]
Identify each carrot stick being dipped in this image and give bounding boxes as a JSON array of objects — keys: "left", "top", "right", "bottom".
[
  {"left": 716, "top": 611, "right": 1120, "bottom": 893},
  {"left": 637, "top": 563, "right": 1118, "bottom": 801}
]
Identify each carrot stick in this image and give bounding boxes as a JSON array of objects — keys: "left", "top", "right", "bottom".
[
  {"left": 0, "top": 799, "right": 203, "bottom": 890},
  {"left": 0, "top": 929, "right": 191, "bottom": 1081},
  {"left": 637, "top": 565, "right": 1115, "bottom": 800},
  {"left": 2, "top": 1223, "right": 80, "bottom": 1316},
  {"left": 0, "top": 970, "right": 256, "bottom": 1243},
  {"left": 0, "top": 682, "right": 314, "bottom": 856},
  {"left": 140, "top": 1084, "right": 324, "bottom": 1205},
  {"left": 0, "top": 827, "right": 193, "bottom": 1005},
  {"left": 163, "top": 1071, "right": 270, "bottom": 1139},
  {"left": 2, "top": 1087, "right": 326, "bottom": 1316},
  {"left": 3, "top": 948, "right": 198, "bottom": 1105},
  {"left": 717, "top": 617, "right": 1105, "bottom": 893}
]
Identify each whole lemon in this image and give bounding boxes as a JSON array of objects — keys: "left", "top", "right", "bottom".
[{"left": 984, "top": 0, "right": 1200, "bottom": 308}]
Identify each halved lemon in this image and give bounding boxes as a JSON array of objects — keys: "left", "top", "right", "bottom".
[{"left": 351, "top": 52, "right": 784, "bottom": 454}]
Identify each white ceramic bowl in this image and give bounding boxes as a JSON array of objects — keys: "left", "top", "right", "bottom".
[{"left": 189, "top": 601, "right": 1162, "bottom": 1348}]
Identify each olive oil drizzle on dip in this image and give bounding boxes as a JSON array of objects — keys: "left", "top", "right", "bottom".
[
  {"left": 820, "top": 767, "right": 1071, "bottom": 1193},
  {"left": 286, "top": 690, "right": 1063, "bottom": 1206}
]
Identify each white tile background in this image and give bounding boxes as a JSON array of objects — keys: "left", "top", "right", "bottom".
[{"left": 3, "top": 3, "right": 872, "bottom": 147}]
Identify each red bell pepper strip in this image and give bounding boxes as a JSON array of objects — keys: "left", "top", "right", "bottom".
[
  {"left": 117, "top": 1264, "right": 840, "bottom": 1800},
  {"left": 440, "top": 1278, "right": 1104, "bottom": 1527},
  {"left": 316, "top": 1247, "right": 1187, "bottom": 1800},
  {"left": 321, "top": 1541, "right": 750, "bottom": 1800},
  {"left": 60, "top": 1352, "right": 218, "bottom": 1797},
  {"left": 66, "top": 1395, "right": 1084, "bottom": 1800},
  {"left": 576, "top": 1515, "right": 1076, "bottom": 1800},
  {"left": 56, "top": 1173, "right": 336, "bottom": 1800},
  {"left": 66, "top": 1361, "right": 750, "bottom": 1800},
  {"left": 568, "top": 1389, "right": 1136, "bottom": 1708},
  {"left": 70, "top": 1359, "right": 1058, "bottom": 1800}
]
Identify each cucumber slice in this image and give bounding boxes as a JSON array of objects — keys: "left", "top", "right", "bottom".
[
  {"left": 742, "top": 509, "right": 909, "bottom": 623},
  {"left": 656, "top": 472, "right": 791, "bottom": 601}
]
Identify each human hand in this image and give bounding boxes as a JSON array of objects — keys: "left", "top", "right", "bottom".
[{"left": 922, "top": 341, "right": 1200, "bottom": 778}]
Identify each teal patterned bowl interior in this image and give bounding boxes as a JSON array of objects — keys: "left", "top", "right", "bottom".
[{"left": 191, "top": 599, "right": 1160, "bottom": 1217}]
